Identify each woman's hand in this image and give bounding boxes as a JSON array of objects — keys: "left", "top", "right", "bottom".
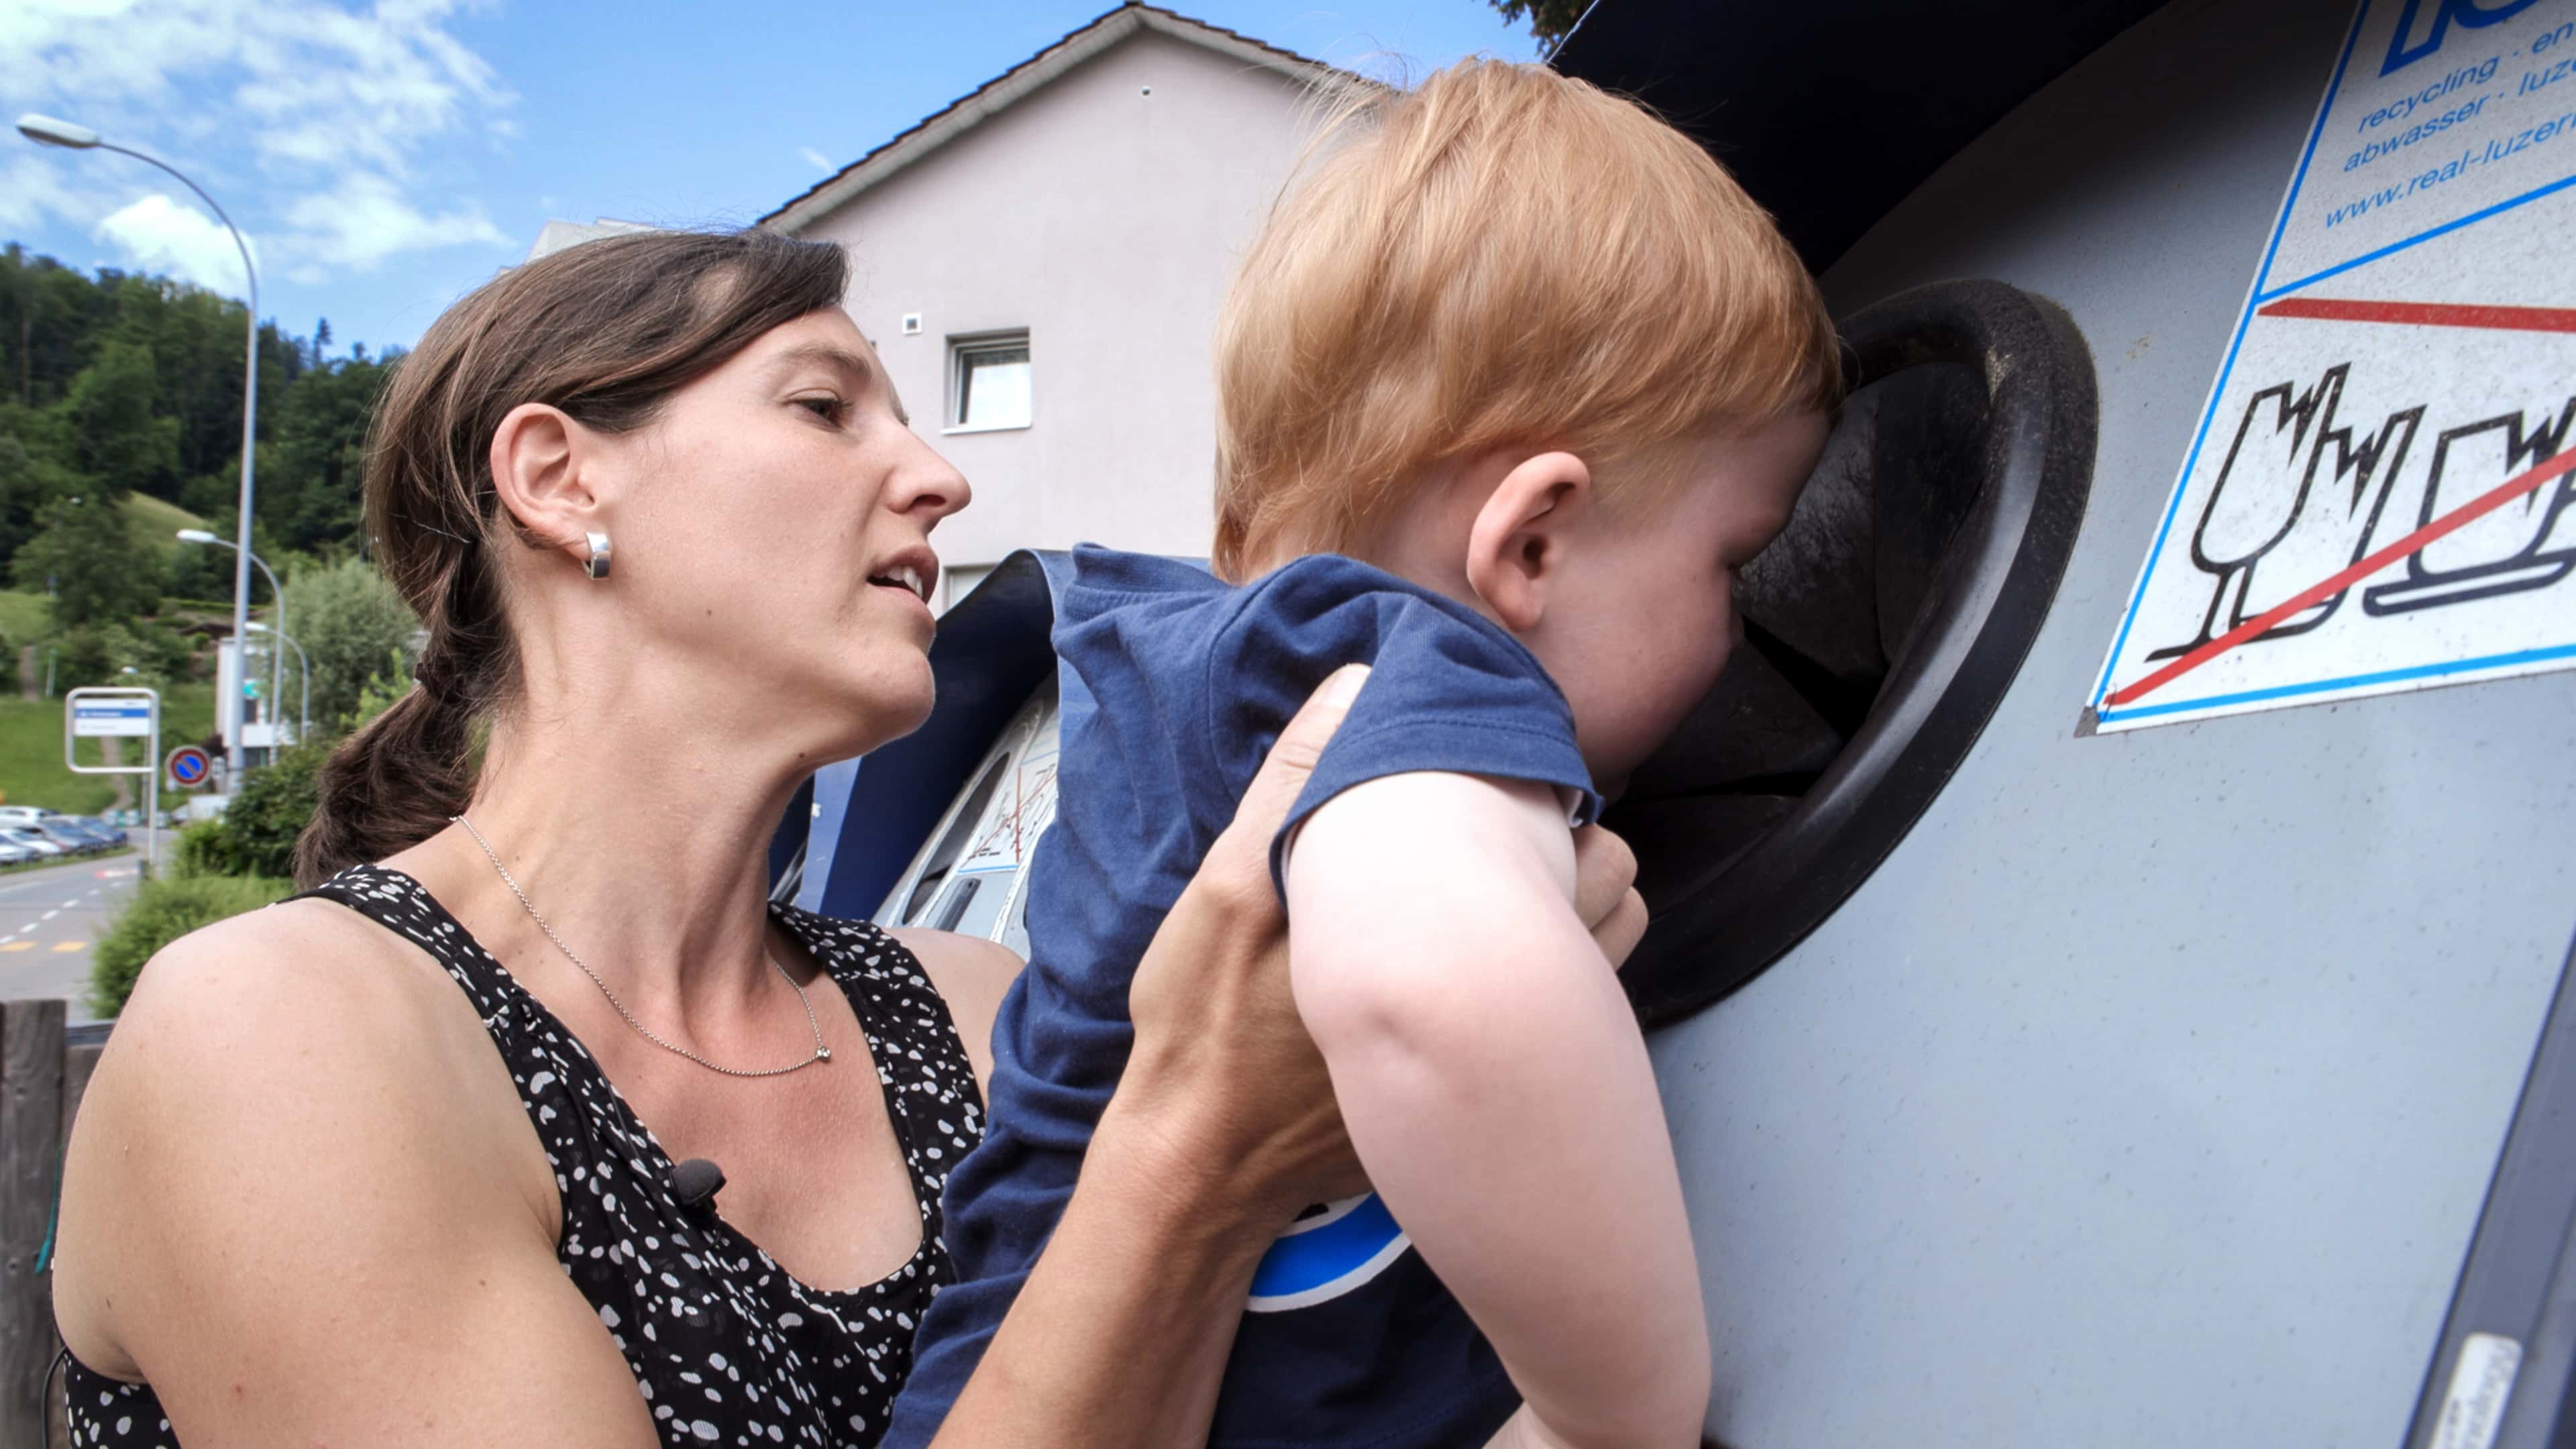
[{"left": 1116, "top": 663, "right": 1650, "bottom": 1226}]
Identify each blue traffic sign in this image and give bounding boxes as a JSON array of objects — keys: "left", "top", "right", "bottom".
[{"left": 166, "top": 746, "right": 212, "bottom": 788}]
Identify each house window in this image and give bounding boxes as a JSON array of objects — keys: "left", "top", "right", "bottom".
[{"left": 949, "top": 332, "right": 1032, "bottom": 432}]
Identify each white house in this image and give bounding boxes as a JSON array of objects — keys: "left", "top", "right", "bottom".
[{"left": 762, "top": 3, "right": 1351, "bottom": 606}]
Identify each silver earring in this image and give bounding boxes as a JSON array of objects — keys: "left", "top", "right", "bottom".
[{"left": 584, "top": 530, "right": 612, "bottom": 580}]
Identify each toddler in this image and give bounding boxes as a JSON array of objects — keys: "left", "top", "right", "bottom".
[{"left": 894, "top": 59, "right": 1839, "bottom": 1449}]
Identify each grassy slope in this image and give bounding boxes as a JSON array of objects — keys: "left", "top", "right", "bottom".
[
  {"left": 0, "top": 591, "right": 48, "bottom": 646},
  {"left": 121, "top": 493, "right": 207, "bottom": 555},
  {"left": 0, "top": 682, "right": 218, "bottom": 813}
]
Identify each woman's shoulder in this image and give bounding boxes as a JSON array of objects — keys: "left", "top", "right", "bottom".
[
  {"left": 54, "top": 883, "right": 551, "bottom": 1368},
  {"left": 80, "top": 883, "right": 532, "bottom": 1188},
  {"left": 120, "top": 883, "right": 471, "bottom": 1052}
]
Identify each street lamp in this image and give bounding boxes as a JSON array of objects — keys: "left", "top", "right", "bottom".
[
  {"left": 244, "top": 622, "right": 309, "bottom": 744},
  {"left": 176, "top": 529, "right": 284, "bottom": 746},
  {"left": 21, "top": 113, "right": 262, "bottom": 782}
]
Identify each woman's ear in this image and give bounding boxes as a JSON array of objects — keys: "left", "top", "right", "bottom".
[
  {"left": 1463, "top": 450, "right": 1591, "bottom": 633},
  {"left": 488, "top": 402, "right": 604, "bottom": 568}
]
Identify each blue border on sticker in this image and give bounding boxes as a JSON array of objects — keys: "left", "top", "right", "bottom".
[
  {"left": 2090, "top": 0, "right": 2576, "bottom": 714},
  {"left": 2096, "top": 641, "right": 2576, "bottom": 722}
]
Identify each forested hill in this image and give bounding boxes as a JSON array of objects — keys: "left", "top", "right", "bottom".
[{"left": 0, "top": 242, "right": 391, "bottom": 596}]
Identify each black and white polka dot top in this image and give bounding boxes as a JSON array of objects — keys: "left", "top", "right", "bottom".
[{"left": 63, "top": 863, "right": 984, "bottom": 1448}]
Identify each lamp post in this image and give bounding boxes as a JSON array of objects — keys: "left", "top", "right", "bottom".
[
  {"left": 246, "top": 622, "right": 309, "bottom": 744},
  {"left": 21, "top": 113, "right": 261, "bottom": 781},
  {"left": 176, "top": 529, "right": 284, "bottom": 750}
]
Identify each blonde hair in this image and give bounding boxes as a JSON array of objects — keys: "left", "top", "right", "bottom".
[{"left": 1212, "top": 60, "right": 1841, "bottom": 581}]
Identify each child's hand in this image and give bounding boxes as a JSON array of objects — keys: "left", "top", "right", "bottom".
[{"left": 1572, "top": 824, "right": 1646, "bottom": 971}]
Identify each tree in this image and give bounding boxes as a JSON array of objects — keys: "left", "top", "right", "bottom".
[
  {"left": 13, "top": 494, "right": 162, "bottom": 627},
  {"left": 0, "top": 429, "right": 70, "bottom": 563},
  {"left": 264, "top": 350, "right": 391, "bottom": 550},
  {"left": 61, "top": 340, "right": 179, "bottom": 494},
  {"left": 282, "top": 556, "right": 418, "bottom": 729},
  {"left": 1487, "top": 0, "right": 1587, "bottom": 54},
  {"left": 54, "top": 619, "right": 191, "bottom": 690},
  {"left": 0, "top": 248, "right": 389, "bottom": 594}
]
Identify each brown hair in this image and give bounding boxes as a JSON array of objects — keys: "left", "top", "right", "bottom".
[
  {"left": 292, "top": 228, "right": 849, "bottom": 886},
  {"left": 1212, "top": 60, "right": 1841, "bottom": 580}
]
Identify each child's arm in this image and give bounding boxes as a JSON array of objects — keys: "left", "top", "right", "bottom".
[{"left": 1286, "top": 770, "right": 1709, "bottom": 1449}]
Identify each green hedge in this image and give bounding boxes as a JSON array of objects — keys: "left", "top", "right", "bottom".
[{"left": 91, "top": 874, "right": 292, "bottom": 1018}]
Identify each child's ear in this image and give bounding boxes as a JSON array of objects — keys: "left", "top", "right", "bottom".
[
  {"left": 488, "top": 401, "right": 607, "bottom": 567},
  {"left": 1464, "top": 450, "right": 1590, "bottom": 633}
]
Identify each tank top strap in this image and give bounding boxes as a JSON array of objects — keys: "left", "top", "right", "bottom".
[
  {"left": 769, "top": 908, "right": 987, "bottom": 1232},
  {"left": 290, "top": 863, "right": 528, "bottom": 1026}
]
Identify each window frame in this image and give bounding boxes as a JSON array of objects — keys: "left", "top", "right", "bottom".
[{"left": 944, "top": 329, "right": 1033, "bottom": 435}]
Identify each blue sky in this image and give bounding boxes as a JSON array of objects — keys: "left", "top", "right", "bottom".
[{"left": 3, "top": 1, "right": 1540, "bottom": 355}]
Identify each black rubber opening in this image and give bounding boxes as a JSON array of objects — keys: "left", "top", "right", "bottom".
[{"left": 1603, "top": 279, "right": 2097, "bottom": 1026}]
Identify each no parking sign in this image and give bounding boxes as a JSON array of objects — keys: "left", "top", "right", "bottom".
[{"left": 166, "top": 746, "right": 211, "bottom": 790}]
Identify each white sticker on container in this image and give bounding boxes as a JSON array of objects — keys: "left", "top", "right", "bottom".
[
  {"left": 2088, "top": 0, "right": 2576, "bottom": 733},
  {"left": 2431, "top": 1331, "right": 2522, "bottom": 1449}
]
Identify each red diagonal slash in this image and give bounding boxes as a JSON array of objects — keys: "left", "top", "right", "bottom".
[
  {"left": 2105, "top": 445, "right": 2576, "bottom": 708},
  {"left": 2256, "top": 297, "right": 2576, "bottom": 333}
]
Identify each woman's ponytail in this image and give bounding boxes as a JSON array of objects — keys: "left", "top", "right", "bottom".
[{"left": 292, "top": 679, "right": 478, "bottom": 887}]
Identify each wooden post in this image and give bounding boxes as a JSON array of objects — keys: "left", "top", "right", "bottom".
[
  {"left": 0, "top": 1001, "right": 66, "bottom": 1449},
  {"left": 44, "top": 1041, "right": 99, "bottom": 1449}
]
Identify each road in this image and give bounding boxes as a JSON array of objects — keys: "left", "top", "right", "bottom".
[{"left": 0, "top": 839, "right": 164, "bottom": 1026}]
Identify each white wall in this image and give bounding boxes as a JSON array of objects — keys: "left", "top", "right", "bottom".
[{"left": 798, "top": 30, "right": 1318, "bottom": 579}]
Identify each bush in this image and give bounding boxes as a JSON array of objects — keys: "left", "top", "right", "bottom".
[
  {"left": 91, "top": 873, "right": 292, "bottom": 1016},
  {"left": 202, "top": 744, "right": 325, "bottom": 879},
  {"left": 171, "top": 818, "right": 244, "bottom": 879},
  {"left": 282, "top": 557, "right": 418, "bottom": 730}
]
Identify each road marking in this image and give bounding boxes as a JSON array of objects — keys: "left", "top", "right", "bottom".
[
  {"left": 40, "top": 910, "right": 59, "bottom": 921},
  {"left": 50, "top": 941, "right": 83, "bottom": 953},
  {"left": 2105, "top": 443, "right": 2576, "bottom": 708},
  {"left": 0, "top": 942, "right": 31, "bottom": 953}
]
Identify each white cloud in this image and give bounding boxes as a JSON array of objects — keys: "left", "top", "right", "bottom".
[
  {"left": 2, "top": 0, "right": 516, "bottom": 284},
  {"left": 800, "top": 146, "right": 834, "bottom": 171},
  {"left": 92, "top": 193, "right": 256, "bottom": 293},
  {"left": 280, "top": 172, "right": 506, "bottom": 272},
  {"left": 0, "top": 152, "right": 89, "bottom": 234}
]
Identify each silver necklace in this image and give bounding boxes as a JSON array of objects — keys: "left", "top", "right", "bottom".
[{"left": 453, "top": 814, "right": 833, "bottom": 1078}]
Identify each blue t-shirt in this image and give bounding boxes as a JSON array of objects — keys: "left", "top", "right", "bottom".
[{"left": 885, "top": 546, "right": 1603, "bottom": 1448}]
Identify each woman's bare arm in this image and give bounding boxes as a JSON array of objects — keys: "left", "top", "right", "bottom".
[{"left": 53, "top": 903, "right": 661, "bottom": 1448}]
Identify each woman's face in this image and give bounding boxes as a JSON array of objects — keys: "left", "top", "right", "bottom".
[{"left": 591, "top": 307, "right": 969, "bottom": 755}]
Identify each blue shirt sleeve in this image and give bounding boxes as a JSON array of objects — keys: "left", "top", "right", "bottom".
[{"left": 1197, "top": 554, "right": 1604, "bottom": 900}]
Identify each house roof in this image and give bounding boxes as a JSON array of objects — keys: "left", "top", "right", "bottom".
[
  {"left": 761, "top": 3, "right": 1350, "bottom": 235},
  {"left": 525, "top": 217, "right": 654, "bottom": 262}
]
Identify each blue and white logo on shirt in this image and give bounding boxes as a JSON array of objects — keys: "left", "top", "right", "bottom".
[{"left": 1246, "top": 1192, "right": 1411, "bottom": 1313}]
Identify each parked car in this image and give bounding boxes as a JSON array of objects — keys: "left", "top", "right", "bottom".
[
  {"left": 0, "top": 840, "right": 37, "bottom": 867},
  {"left": 38, "top": 823, "right": 103, "bottom": 855},
  {"left": 0, "top": 828, "right": 66, "bottom": 859},
  {"left": 64, "top": 816, "right": 127, "bottom": 847}
]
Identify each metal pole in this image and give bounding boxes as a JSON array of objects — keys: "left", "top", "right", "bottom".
[
  {"left": 95, "top": 142, "right": 258, "bottom": 780},
  {"left": 144, "top": 705, "right": 158, "bottom": 878}
]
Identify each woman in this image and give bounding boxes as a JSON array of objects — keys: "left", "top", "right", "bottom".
[{"left": 50, "top": 229, "right": 1644, "bottom": 1447}]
